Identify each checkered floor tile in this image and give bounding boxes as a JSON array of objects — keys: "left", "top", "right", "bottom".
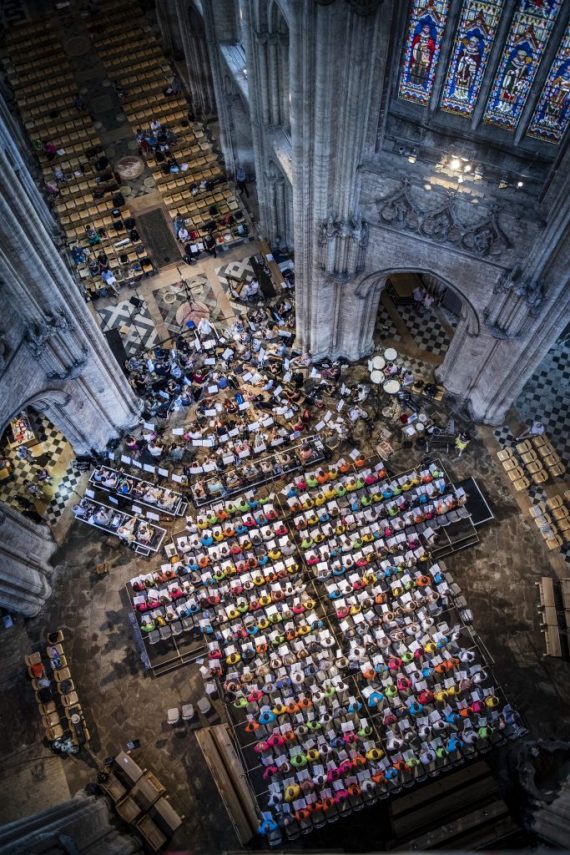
[
  {"left": 396, "top": 303, "right": 451, "bottom": 356},
  {"left": 375, "top": 301, "right": 401, "bottom": 342},
  {"left": 215, "top": 257, "right": 255, "bottom": 293},
  {"left": 97, "top": 299, "right": 158, "bottom": 357},
  {"left": 0, "top": 415, "right": 77, "bottom": 525},
  {"left": 43, "top": 468, "right": 82, "bottom": 526},
  {"left": 527, "top": 485, "right": 548, "bottom": 506},
  {"left": 515, "top": 338, "right": 570, "bottom": 468},
  {"left": 400, "top": 355, "right": 436, "bottom": 385}
]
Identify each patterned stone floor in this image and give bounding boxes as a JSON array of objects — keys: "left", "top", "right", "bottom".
[
  {"left": 0, "top": 415, "right": 80, "bottom": 526},
  {"left": 96, "top": 298, "right": 158, "bottom": 357},
  {"left": 514, "top": 337, "right": 570, "bottom": 469}
]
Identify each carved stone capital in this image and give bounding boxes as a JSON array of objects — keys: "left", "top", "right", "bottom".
[{"left": 317, "top": 215, "right": 368, "bottom": 279}]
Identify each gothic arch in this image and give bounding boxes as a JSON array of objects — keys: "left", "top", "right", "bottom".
[
  {"left": 0, "top": 388, "right": 88, "bottom": 453},
  {"left": 356, "top": 267, "right": 481, "bottom": 337}
]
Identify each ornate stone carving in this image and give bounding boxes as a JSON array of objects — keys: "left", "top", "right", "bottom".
[
  {"left": 46, "top": 347, "right": 89, "bottom": 382},
  {"left": 376, "top": 180, "right": 512, "bottom": 258},
  {"left": 317, "top": 215, "right": 368, "bottom": 279},
  {"left": 24, "top": 309, "right": 72, "bottom": 359}
]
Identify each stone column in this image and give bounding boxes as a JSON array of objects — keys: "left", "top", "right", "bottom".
[
  {"left": 174, "top": 0, "right": 217, "bottom": 117},
  {"left": 0, "top": 505, "right": 54, "bottom": 617},
  {"left": 0, "top": 143, "right": 141, "bottom": 453},
  {"left": 287, "top": 0, "right": 385, "bottom": 357},
  {"left": 436, "top": 151, "right": 570, "bottom": 424},
  {"left": 201, "top": 0, "right": 237, "bottom": 173}
]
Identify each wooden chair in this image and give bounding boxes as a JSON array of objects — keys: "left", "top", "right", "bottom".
[
  {"left": 54, "top": 666, "right": 72, "bottom": 682},
  {"left": 497, "top": 448, "right": 514, "bottom": 462},
  {"left": 525, "top": 459, "right": 544, "bottom": 475},
  {"left": 507, "top": 466, "right": 524, "bottom": 481},
  {"left": 531, "top": 470, "right": 549, "bottom": 485},
  {"left": 556, "top": 517, "right": 570, "bottom": 534},
  {"left": 42, "top": 709, "right": 62, "bottom": 728},
  {"left": 61, "top": 691, "right": 79, "bottom": 707},
  {"left": 549, "top": 463, "right": 566, "bottom": 478},
  {"left": 521, "top": 450, "right": 538, "bottom": 465},
  {"left": 552, "top": 506, "right": 569, "bottom": 521},
  {"left": 513, "top": 476, "right": 530, "bottom": 492},
  {"left": 516, "top": 440, "right": 532, "bottom": 454},
  {"left": 25, "top": 651, "right": 42, "bottom": 667},
  {"left": 546, "top": 495, "right": 564, "bottom": 511},
  {"left": 545, "top": 533, "right": 563, "bottom": 551},
  {"left": 44, "top": 723, "right": 64, "bottom": 741},
  {"left": 543, "top": 453, "right": 561, "bottom": 468},
  {"left": 529, "top": 503, "right": 546, "bottom": 518}
]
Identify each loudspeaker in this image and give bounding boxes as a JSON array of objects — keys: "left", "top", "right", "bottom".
[{"left": 103, "top": 328, "right": 129, "bottom": 375}]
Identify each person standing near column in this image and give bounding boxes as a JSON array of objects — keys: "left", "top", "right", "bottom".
[{"left": 236, "top": 165, "right": 249, "bottom": 198}]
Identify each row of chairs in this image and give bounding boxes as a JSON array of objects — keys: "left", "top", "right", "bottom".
[
  {"left": 91, "top": 9, "right": 246, "bottom": 248},
  {"left": 498, "top": 440, "right": 565, "bottom": 491},
  {"left": 25, "top": 629, "right": 90, "bottom": 744},
  {"left": 3, "top": 17, "right": 157, "bottom": 301},
  {"left": 529, "top": 492, "right": 570, "bottom": 551}
]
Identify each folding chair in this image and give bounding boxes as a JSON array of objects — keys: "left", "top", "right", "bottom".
[
  {"left": 497, "top": 448, "right": 514, "bottom": 462},
  {"left": 545, "top": 495, "right": 563, "bottom": 511},
  {"left": 167, "top": 708, "right": 180, "bottom": 725},
  {"left": 549, "top": 463, "right": 566, "bottom": 478},
  {"left": 507, "top": 466, "right": 525, "bottom": 481},
  {"left": 513, "top": 476, "right": 530, "bottom": 492}
]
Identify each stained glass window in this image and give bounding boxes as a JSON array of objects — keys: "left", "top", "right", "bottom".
[
  {"left": 527, "top": 21, "right": 570, "bottom": 143},
  {"left": 398, "top": 0, "right": 451, "bottom": 106},
  {"left": 483, "top": 0, "right": 561, "bottom": 130},
  {"left": 441, "top": 0, "right": 505, "bottom": 116}
]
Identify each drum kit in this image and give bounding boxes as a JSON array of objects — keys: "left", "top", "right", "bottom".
[{"left": 369, "top": 348, "right": 401, "bottom": 420}]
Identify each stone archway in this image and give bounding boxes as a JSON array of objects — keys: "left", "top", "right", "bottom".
[{"left": 351, "top": 267, "right": 480, "bottom": 367}]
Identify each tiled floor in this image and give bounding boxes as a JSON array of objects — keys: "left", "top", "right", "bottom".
[
  {"left": 514, "top": 337, "right": 570, "bottom": 468},
  {"left": 96, "top": 298, "right": 158, "bottom": 357},
  {"left": 395, "top": 302, "right": 452, "bottom": 356},
  {"left": 0, "top": 415, "right": 78, "bottom": 526}
]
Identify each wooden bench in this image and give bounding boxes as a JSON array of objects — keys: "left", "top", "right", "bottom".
[
  {"left": 537, "top": 577, "right": 556, "bottom": 609},
  {"left": 542, "top": 624, "right": 562, "bottom": 657}
]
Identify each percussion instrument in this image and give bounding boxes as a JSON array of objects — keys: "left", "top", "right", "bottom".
[
  {"left": 383, "top": 347, "right": 398, "bottom": 362},
  {"left": 370, "top": 370, "right": 384, "bottom": 385},
  {"left": 415, "top": 420, "right": 425, "bottom": 432},
  {"left": 383, "top": 379, "right": 401, "bottom": 395},
  {"left": 372, "top": 355, "right": 386, "bottom": 371}
]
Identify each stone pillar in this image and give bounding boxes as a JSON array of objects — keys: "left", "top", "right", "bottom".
[
  {"left": 287, "top": 0, "right": 385, "bottom": 357},
  {"left": 0, "top": 145, "right": 141, "bottom": 453},
  {"left": 174, "top": 0, "right": 217, "bottom": 117},
  {"left": 201, "top": 0, "right": 237, "bottom": 173},
  {"left": 0, "top": 505, "right": 55, "bottom": 617}
]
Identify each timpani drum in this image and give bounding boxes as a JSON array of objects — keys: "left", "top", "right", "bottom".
[
  {"left": 415, "top": 420, "right": 425, "bottom": 432},
  {"left": 372, "top": 355, "right": 386, "bottom": 371},
  {"left": 383, "top": 379, "right": 401, "bottom": 395},
  {"left": 383, "top": 347, "right": 398, "bottom": 362},
  {"left": 370, "top": 370, "right": 384, "bottom": 385}
]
